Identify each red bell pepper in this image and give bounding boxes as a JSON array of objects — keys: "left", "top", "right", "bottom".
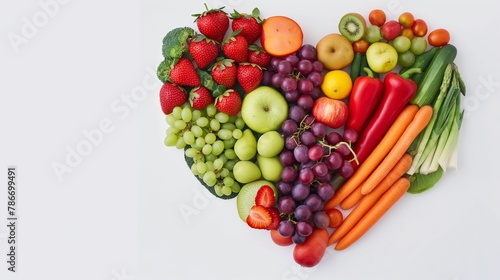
[
  {"left": 345, "top": 67, "right": 384, "bottom": 135},
  {"left": 350, "top": 68, "right": 421, "bottom": 169}
]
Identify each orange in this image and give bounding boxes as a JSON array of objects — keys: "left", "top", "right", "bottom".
[{"left": 321, "top": 70, "right": 352, "bottom": 100}]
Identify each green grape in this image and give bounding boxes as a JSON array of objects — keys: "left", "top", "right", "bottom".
[
  {"left": 224, "top": 160, "right": 236, "bottom": 171},
  {"left": 185, "top": 147, "right": 198, "bottom": 158},
  {"left": 206, "top": 104, "right": 217, "bottom": 117},
  {"left": 210, "top": 119, "right": 220, "bottom": 131},
  {"left": 214, "top": 184, "right": 223, "bottom": 196},
  {"left": 175, "top": 137, "right": 186, "bottom": 149},
  {"left": 228, "top": 115, "right": 237, "bottom": 124},
  {"left": 232, "top": 129, "right": 243, "bottom": 139},
  {"left": 196, "top": 161, "right": 207, "bottom": 174},
  {"left": 166, "top": 114, "right": 176, "bottom": 126},
  {"left": 190, "top": 125, "right": 203, "bottom": 138},
  {"left": 183, "top": 131, "right": 195, "bottom": 145},
  {"left": 203, "top": 171, "right": 217, "bottom": 187},
  {"left": 196, "top": 117, "right": 209, "bottom": 128},
  {"left": 221, "top": 123, "right": 236, "bottom": 131},
  {"left": 206, "top": 161, "right": 215, "bottom": 172},
  {"left": 174, "top": 119, "right": 187, "bottom": 130},
  {"left": 166, "top": 126, "right": 180, "bottom": 136},
  {"left": 220, "top": 168, "right": 230, "bottom": 177},
  {"left": 190, "top": 164, "right": 199, "bottom": 176},
  {"left": 235, "top": 117, "right": 245, "bottom": 129},
  {"left": 181, "top": 107, "right": 193, "bottom": 122},
  {"left": 224, "top": 149, "right": 237, "bottom": 160},
  {"left": 202, "top": 144, "right": 213, "bottom": 155},
  {"left": 192, "top": 109, "right": 202, "bottom": 121},
  {"left": 223, "top": 177, "right": 234, "bottom": 187},
  {"left": 215, "top": 112, "right": 230, "bottom": 123},
  {"left": 218, "top": 154, "right": 228, "bottom": 164},
  {"left": 223, "top": 138, "right": 236, "bottom": 149},
  {"left": 221, "top": 185, "right": 232, "bottom": 196},
  {"left": 164, "top": 134, "right": 178, "bottom": 147},
  {"left": 231, "top": 182, "right": 241, "bottom": 193},
  {"left": 217, "top": 129, "right": 233, "bottom": 140},
  {"left": 205, "top": 133, "right": 216, "bottom": 144},
  {"left": 212, "top": 140, "right": 225, "bottom": 156},
  {"left": 172, "top": 106, "right": 183, "bottom": 119},
  {"left": 213, "top": 158, "right": 224, "bottom": 170},
  {"left": 195, "top": 137, "right": 206, "bottom": 148}
]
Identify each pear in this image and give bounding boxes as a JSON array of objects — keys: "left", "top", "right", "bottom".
[
  {"left": 233, "top": 160, "right": 261, "bottom": 184},
  {"left": 234, "top": 129, "right": 257, "bottom": 161},
  {"left": 257, "top": 155, "right": 283, "bottom": 182}
]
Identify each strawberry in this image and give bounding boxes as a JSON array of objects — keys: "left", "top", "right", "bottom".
[
  {"left": 188, "top": 35, "right": 220, "bottom": 69},
  {"left": 189, "top": 86, "right": 213, "bottom": 110},
  {"left": 169, "top": 58, "right": 200, "bottom": 87},
  {"left": 255, "top": 185, "right": 276, "bottom": 208},
  {"left": 222, "top": 31, "right": 249, "bottom": 63},
  {"left": 192, "top": 4, "right": 229, "bottom": 43},
  {"left": 214, "top": 89, "right": 242, "bottom": 116},
  {"left": 211, "top": 59, "right": 237, "bottom": 89},
  {"left": 246, "top": 205, "right": 272, "bottom": 229},
  {"left": 266, "top": 207, "right": 281, "bottom": 230},
  {"left": 159, "top": 82, "right": 187, "bottom": 114},
  {"left": 230, "top": 8, "right": 263, "bottom": 44},
  {"left": 247, "top": 44, "right": 271, "bottom": 68},
  {"left": 237, "top": 63, "right": 263, "bottom": 93}
]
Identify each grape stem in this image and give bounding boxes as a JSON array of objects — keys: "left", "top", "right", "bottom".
[{"left": 318, "top": 139, "right": 359, "bottom": 166}]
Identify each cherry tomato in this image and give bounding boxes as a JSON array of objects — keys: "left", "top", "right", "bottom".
[
  {"left": 326, "top": 208, "right": 343, "bottom": 228},
  {"left": 270, "top": 229, "right": 293, "bottom": 246},
  {"left": 368, "top": 9, "right": 386, "bottom": 27},
  {"left": 398, "top": 12, "right": 414, "bottom": 28},
  {"left": 427, "top": 28, "right": 450, "bottom": 47},
  {"left": 400, "top": 27, "right": 414, "bottom": 39},
  {"left": 412, "top": 19, "right": 428, "bottom": 37},
  {"left": 352, "top": 38, "right": 369, "bottom": 54}
]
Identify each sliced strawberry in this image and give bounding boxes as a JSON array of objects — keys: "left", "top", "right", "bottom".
[
  {"left": 254, "top": 185, "right": 276, "bottom": 208},
  {"left": 266, "top": 207, "right": 281, "bottom": 230},
  {"left": 246, "top": 205, "right": 272, "bottom": 229}
]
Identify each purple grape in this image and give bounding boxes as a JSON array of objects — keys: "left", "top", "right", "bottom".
[
  {"left": 281, "top": 166, "right": 298, "bottom": 183},
  {"left": 296, "top": 221, "right": 313, "bottom": 237},
  {"left": 326, "top": 131, "right": 342, "bottom": 145},
  {"left": 312, "top": 161, "right": 329, "bottom": 177},
  {"left": 277, "top": 60, "right": 293, "bottom": 74},
  {"left": 285, "top": 54, "right": 300, "bottom": 67},
  {"left": 278, "top": 196, "right": 296, "bottom": 214},
  {"left": 308, "top": 72, "right": 323, "bottom": 87},
  {"left": 276, "top": 181, "right": 292, "bottom": 195},
  {"left": 343, "top": 128, "right": 358, "bottom": 144},
  {"left": 308, "top": 145, "right": 324, "bottom": 161},
  {"left": 292, "top": 231, "right": 306, "bottom": 244},
  {"left": 284, "top": 90, "right": 300, "bottom": 103},
  {"left": 304, "top": 193, "right": 323, "bottom": 212},
  {"left": 300, "top": 131, "right": 316, "bottom": 147},
  {"left": 293, "top": 145, "right": 309, "bottom": 164},
  {"left": 339, "top": 160, "right": 354, "bottom": 178},
  {"left": 326, "top": 151, "right": 343, "bottom": 170},
  {"left": 312, "top": 60, "right": 324, "bottom": 73},
  {"left": 298, "top": 44, "right": 317, "bottom": 61},
  {"left": 336, "top": 143, "right": 351, "bottom": 157},
  {"left": 281, "top": 76, "right": 297, "bottom": 92},
  {"left": 279, "top": 149, "right": 295, "bottom": 166},
  {"left": 316, "top": 172, "right": 332, "bottom": 183},
  {"left": 278, "top": 220, "right": 295, "bottom": 237},
  {"left": 294, "top": 204, "right": 312, "bottom": 221},
  {"left": 289, "top": 105, "right": 306, "bottom": 123},
  {"left": 291, "top": 183, "right": 310, "bottom": 201},
  {"left": 285, "top": 136, "right": 298, "bottom": 150},
  {"left": 303, "top": 115, "right": 315, "bottom": 126},
  {"left": 297, "top": 60, "right": 313, "bottom": 75},
  {"left": 270, "top": 57, "right": 281, "bottom": 70},
  {"left": 281, "top": 119, "right": 298, "bottom": 136},
  {"left": 271, "top": 73, "right": 285, "bottom": 88},
  {"left": 298, "top": 78, "right": 314, "bottom": 95},
  {"left": 317, "top": 182, "right": 335, "bottom": 201},
  {"left": 299, "top": 168, "right": 314, "bottom": 184},
  {"left": 310, "top": 122, "right": 327, "bottom": 138},
  {"left": 300, "top": 160, "right": 314, "bottom": 170},
  {"left": 310, "top": 87, "right": 321, "bottom": 99},
  {"left": 312, "top": 211, "right": 330, "bottom": 229},
  {"left": 297, "top": 94, "right": 314, "bottom": 111},
  {"left": 262, "top": 70, "right": 275, "bottom": 86}
]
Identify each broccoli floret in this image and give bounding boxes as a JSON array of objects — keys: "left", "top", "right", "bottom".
[{"left": 161, "top": 27, "right": 195, "bottom": 60}]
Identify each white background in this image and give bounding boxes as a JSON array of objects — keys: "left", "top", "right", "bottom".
[{"left": 1, "top": 0, "right": 500, "bottom": 279}]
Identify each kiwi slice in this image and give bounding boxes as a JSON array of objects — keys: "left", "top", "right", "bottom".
[
  {"left": 236, "top": 180, "right": 277, "bottom": 222},
  {"left": 338, "top": 13, "right": 366, "bottom": 42}
]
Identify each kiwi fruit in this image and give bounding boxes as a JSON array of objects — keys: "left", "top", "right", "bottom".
[
  {"left": 338, "top": 12, "right": 367, "bottom": 42},
  {"left": 236, "top": 180, "right": 277, "bottom": 222}
]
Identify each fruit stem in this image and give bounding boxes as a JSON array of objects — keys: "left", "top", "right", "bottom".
[
  {"left": 400, "top": 67, "right": 422, "bottom": 79},
  {"left": 363, "top": 67, "right": 375, "bottom": 78}
]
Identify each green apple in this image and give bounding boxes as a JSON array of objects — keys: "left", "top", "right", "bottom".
[
  {"left": 236, "top": 180, "right": 277, "bottom": 222},
  {"left": 366, "top": 42, "right": 398, "bottom": 73},
  {"left": 257, "top": 131, "right": 284, "bottom": 157},
  {"left": 233, "top": 160, "right": 261, "bottom": 184},
  {"left": 234, "top": 129, "right": 257, "bottom": 160},
  {"left": 241, "top": 86, "right": 288, "bottom": 134},
  {"left": 257, "top": 154, "right": 283, "bottom": 182}
]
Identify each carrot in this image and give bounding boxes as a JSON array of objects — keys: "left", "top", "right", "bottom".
[
  {"left": 324, "top": 104, "right": 419, "bottom": 210},
  {"left": 339, "top": 184, "right": 363, "bottom": 210},
  {"left": 360, "top": 105, "right": 433, "bottom": 195},
  {"left": 334, "top": 177, "right": 411, "bottom": 250},
  {"left": 327, "top": 153, "right": 413, "bottom": 246}
]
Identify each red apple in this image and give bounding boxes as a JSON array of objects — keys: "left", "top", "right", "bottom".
[
  {"left": 381, "top": 20, "right": 401, "bottom": 41},
  {"left": 312, "top": 97, "right": 348, "bottom": 129}
]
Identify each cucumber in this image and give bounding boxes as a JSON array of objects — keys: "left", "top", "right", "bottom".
[
  {"left": 350, "top": 53, "right": 362, "bottom": 82},
  {"left": 410, "top": 44, "right": 457, "bottom": 107}
]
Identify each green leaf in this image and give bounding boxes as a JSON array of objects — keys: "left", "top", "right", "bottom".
[{"left": 407, "top": 166, "right": 443, "bottom": 194}]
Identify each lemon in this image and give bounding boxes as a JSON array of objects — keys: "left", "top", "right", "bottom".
[{"left": 321, "top": 70, "right": 352, "bottom": 100}]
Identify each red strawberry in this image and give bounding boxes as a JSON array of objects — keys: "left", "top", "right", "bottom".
[
  {"left": 247, "top": 44, "right": 271, "bottom": 68},
  {"left": 159, "top": 82, "right": 187, "bottom": 114},
  {"left": 230, "top": 8, "right": 263, "bottom": 44},
  {"left": 169, "top": 58, "right": 200, "bottom": 87},
  {"left": 211, "top": 59, "right": 237, "bottom": 89},
  {"left": 192, "top": 4, "right": 229, "bottom": 43},
  {"left": 222, "top": 31, "right": 249, "bottom": 63},
  {"left": 246, "top": 205, "right": 272, "bottom": 229},
  {"left": 237, "top": 63, "right": 263, "bottom": 93},
  {"left": 189, "top": 86, "right": 213, "bottom": 110},
  {"left": 214, "top": 89, "right": 242, "bottom": 116},
  {"left": 266, "top": 207, "right": 281, "bottom": 230},
  {"left": 255, "top": 185, "right": 276, "bottom": 208},
  {"left": 188, "top": 35, "right": 220, "bottom": 69}
]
